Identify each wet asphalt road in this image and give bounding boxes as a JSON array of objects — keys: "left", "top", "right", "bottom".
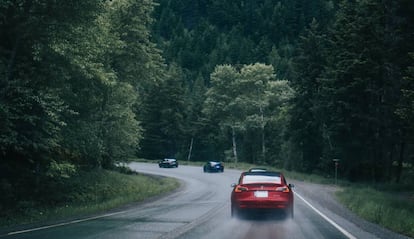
[{"left": 2, "top": 163, "right": 375, "bottom": 239}]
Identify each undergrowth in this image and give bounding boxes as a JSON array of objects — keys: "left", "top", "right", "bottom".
[
  {"left": 336, "top": 186, "right": 414, "bottom": 237},
  {"left": 0, "top": 168, "right": 179, "bottom": 228}
]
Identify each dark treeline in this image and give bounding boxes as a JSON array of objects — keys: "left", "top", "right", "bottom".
[
  {"left": 149, "top": 0, "right": 414, "bottom": 183},
  {"left": 0, "top": 0, "right": 163, "bottom": 209},
  {"left": 0, "top": 0, "right": 413, "bottom": 210}
]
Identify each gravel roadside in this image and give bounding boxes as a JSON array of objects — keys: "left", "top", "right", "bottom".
[{"left": 291, "top": 180, "right": 412, "bottom": 239}]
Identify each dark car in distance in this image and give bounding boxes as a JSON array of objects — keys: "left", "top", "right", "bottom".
[
  {"left": 158, "top": 158, "right": 178, "bottom": 168},
  {"left": 231, "top": 171, "right": 294, "bottom": 219},
  {"left": 203, "top": 161, "right": 224, "bottom": 173}
]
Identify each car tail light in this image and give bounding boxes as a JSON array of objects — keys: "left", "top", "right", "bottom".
[
  {"left": 275, "top": 186, "right": 290, "bottom": 192},
  {"left": 234, "top": 185, "right": 248, "bottom": 193}
]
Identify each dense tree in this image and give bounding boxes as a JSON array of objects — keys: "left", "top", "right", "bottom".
[
  {"left": 149, "top": 0, "right": 336, "bottom": 163},
  {"left": 1, "top": 0, "right": 414, "bottom": 214},
  {"left": 138, "top": 64, "right": 186, "bottom": 159},
  {"left": 0, "top": 0, "right": 109, "bottom": 203},
  {"left": 203, "top": 65, "right": 242, "bottom": 162},
  {"left": 0, "top": 0, "right": 164, "bottom": 207},
  {"left": 183, "top": 73, "right": 207, "bottom": 161},
  {"left": 318, "top": 0, "right": 413, "bottom": 182},
  {"left": 203, "top": 64, "right": 293, "bottom": 164},
  {"left": 289, "top": 19, "right": 327, "bottom": 173},
  {"left": 396, "top": 53, "right": 414, "bottom": 182},
  {"left": 238, "top": 64, "right": 295, "bottom": 164},
  {"left": 149, "top": 0, "right": 413, "bottom": 183}
]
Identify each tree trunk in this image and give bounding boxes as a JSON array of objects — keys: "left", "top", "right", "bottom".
[
  {"left": 262, "top": 127, "right": 265, "bottom": 163},
  {"left": 395, "top": 142, "right": 405, "bottom": 183},
  {"left": 4, "top": 35, "right": 21, "bottom": 90},
  {"left": 386, "top": 144, "right": 395, "bottom": 182},
  {"left": 260, "top": 106, "right": 266, "bottom": 163},
  {"left": 98, "top": 86, "right": 110, "bottom": 169},
  {"left": 187, "top": 137, "right": 194, "bottom": 161},
  {"left": 232, "top": 126, "right": 238, "bottom": 164}
]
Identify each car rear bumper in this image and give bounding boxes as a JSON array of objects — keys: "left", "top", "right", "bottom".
[
  {"left": 159, "top": 164, "right": 177, "bottom": 167},
  {"left": 206, "top": 168, "right": 223, "bottom": 172},
  {"left": 233, "top": 195, "right": 292, "bottom": 209},
  {"left": 235, "top": 201, "right": 291, "bottom": 209}
]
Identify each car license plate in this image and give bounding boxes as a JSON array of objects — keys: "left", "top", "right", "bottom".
[{"left": 254, "top": 191, "right": 268, "bottom": 198}]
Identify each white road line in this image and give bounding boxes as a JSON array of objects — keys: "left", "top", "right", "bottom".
[
  {"left": 5, "top": 210, "right": 126, "bottom": 236},
  {"left": 294, "top": 192, "right": 357, "bottom": 239}
]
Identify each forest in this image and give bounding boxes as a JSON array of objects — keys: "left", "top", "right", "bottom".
[{"left": 1, "top": 0, "right": 413, "bottom": 209}]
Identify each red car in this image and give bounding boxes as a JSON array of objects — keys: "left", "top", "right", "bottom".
[{"left": 231, "top": 171, "right": 294, "bottom": 219}]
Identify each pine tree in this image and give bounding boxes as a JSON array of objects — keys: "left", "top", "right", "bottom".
[
  {"left": 289, "top": 19, "right": 327, "bottom": 173},
  {"left": 138, "top": 64, "right": 186, "bottom": 159},
  {"left": 319, "top": 0, "right": 404, "bottom": 181}
]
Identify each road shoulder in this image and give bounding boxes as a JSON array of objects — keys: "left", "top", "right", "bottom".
[{"left": 291, "top": 180, "right": 412, "bottom": 239}]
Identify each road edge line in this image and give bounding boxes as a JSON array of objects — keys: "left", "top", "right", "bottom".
[
  {"left": 4, "top": 211, "right": 125, "bottom": 237},
  {"left": 294, "top": 191, "right": 357, "bottom": 239}
]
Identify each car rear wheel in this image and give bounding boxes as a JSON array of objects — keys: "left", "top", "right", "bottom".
[
  {"left": 231, "top": 205, "right": 239, "bottom": 218},
  {"left": 286, "top": 206, "right": 294, "bottom": 219}
]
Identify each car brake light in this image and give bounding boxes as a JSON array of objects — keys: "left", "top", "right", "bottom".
[
  {"left": 275, "top": 186, "right": 290, "bottom": 192},
  {"left": 234, "top": 185, "right": 248, "bottom": 193}
]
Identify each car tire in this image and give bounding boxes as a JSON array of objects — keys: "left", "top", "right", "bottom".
[
  {"left": 231, "top": 205, "right": 239, "bottom": 218},
  {"left": 286, "top": 206, "right": 294, "bottom": 219}
]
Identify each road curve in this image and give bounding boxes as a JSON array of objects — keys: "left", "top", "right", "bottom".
[{"left": 1, "top": 163, "right": 382, "bottom": 239}]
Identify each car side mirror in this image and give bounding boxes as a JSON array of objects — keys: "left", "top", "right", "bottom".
[
  {"left": 289, "top": 183, "right": 295, "bottom": 188},
  {"left": 231, "top": 183, "right": 236, "bottom": 188}
]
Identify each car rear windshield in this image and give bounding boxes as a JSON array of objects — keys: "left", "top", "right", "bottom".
[{"left": 242, "top": 174, "right": 281, "bottom": 184}]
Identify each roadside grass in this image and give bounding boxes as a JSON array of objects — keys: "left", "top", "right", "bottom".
[
  {"left": 336, "top": 186, "right": 414, "bottom": 237},
  {"left": 0, "top": 168, "right": 179, "bottom": 228}
]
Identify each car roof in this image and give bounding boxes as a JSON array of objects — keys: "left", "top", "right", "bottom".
[
  {"left": 240, "top": 171, "right": 283, "bottom": 184},
  {"left": 243, "top": 171, "right": 281, "bottom": 176},
  {"left": 248, "top": 167, "right": 267, "bottom": 172}
]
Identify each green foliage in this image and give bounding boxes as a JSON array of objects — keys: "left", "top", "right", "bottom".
[
  {"left": 1, "top": 0, "right": 414, "bottom": 225},
  {"left": 204, "top": 65, "right": 241, "bottom": 128},
  {"left": 203, "top": 63, "right": 294, "bottom": 164},
  {"left": 289, "top": 19, "right": 328, "bottom": 173},
  {"left": 397, "top": 53, "right": 414, "bottom": 138},
  {"left": 146, "top": 0, "right": 340, "bottom": 164},
  {"left": 45, "top": 160, "right": 76, "bottom": 179},
  {"left": 0, "top": 169, "right": 179, "bottom": 227},
  {"left": 0, "top": 0, "right": 164, "bottom": 211},
  {"left": 138, "top": 64, "right": 187, "bottom": 159},
  {"left": 151, "top": 0, "right": 414, "bottom": 183},
  {"left": 152, "top": 0, "right": 333, "bottom": 79},
  {"left": 315, "top": 0, "right": 413, "bottom": 182},
  {"left": 337, "top": 186, "right": 414, "bottom": 237}
]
